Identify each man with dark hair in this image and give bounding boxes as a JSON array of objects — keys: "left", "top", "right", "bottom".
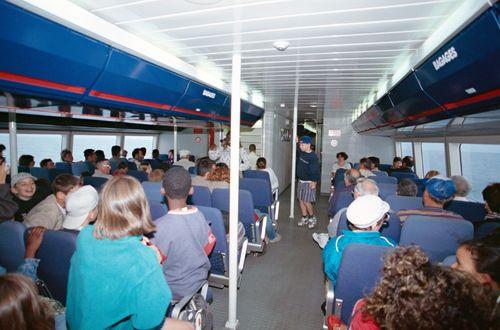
[
  {"left": 39, "top": 159, "right": 55, "bottom": 169},
  {"left": 397, "top": 176, "right": 463, "bottom": 225},
  {"left": 140, "top": 147, "right": 147, "bottom": 158},
  {"left": 368, "top": 156, "right": 384, "bottom": 176},
  {"left": 388, "top": 156, "right": 414, "bottom": 175},
  {"left": 18, "top": 155, "right": 35, "bottom": 168},
  {"left": 132, "top": 148, "right": 144, "bottom": 169},
  {"left": 191, "top": 157, "right": 215, "bottom": 189},
  {"left": 152, "top": 149, "right": 160, "bottom": 159},
  {"left": 61, "top": 149, "right": 73, "bottom": 163},
  {"left": 151, "top": 167, "right": 215, "bottom": 300},
  {"left": 248, "top": 144, "right": 259, "bottom": 170},
  {"left": 358, "top": 157, "right": 374, "bottom": 177},
  {"left": 83, "top": 149, "right": 96, "bottom": 175},
  {"left": 23, "top": 173, "right": 80, "bottom": 230},
  {"left": 0, "top": 144, "right": 5, "bottom": 158},
  {"left": 109, "top": 145, "right": 123, "bottom": 169},
  {"left": 480, "top": 183, "right": 500, "bottom": 232}
]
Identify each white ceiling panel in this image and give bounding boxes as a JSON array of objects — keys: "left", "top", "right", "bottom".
[{"left": 67, "top": 0, "right": 466, "bottom": 119}]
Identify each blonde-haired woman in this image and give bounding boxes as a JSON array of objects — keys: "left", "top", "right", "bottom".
[{"left": 66, "top": 176, "right": 171, "bottom": 329}]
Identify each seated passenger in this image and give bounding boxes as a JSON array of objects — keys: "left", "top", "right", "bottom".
[
  {"left": 23, "top": 174, "right": 80, "bottom": 230},
  {"left": 174, "top": 149, "right": 196, "bottom": 170},
  {"left": 0, "top": 162, "right": 18, "bottom": 222},
  {"left": 452, "top": 231, "right": 499, "bottom": 290},
  {"left": 451, "top": 175, "right": 472, "bottom": 202},
  {"left": 92, "top": 159, "right": 112, "bottom": 179},
  {"left": 397, "top": 178, "right": 418, "bottom": 197},
  {"left": 83, "top": 149, "right": 96, "bottom": 175},
  {"left": 191, "top": 157, "right": 215, "bottom": 189},
  {"left": 63, "top": 185, "right": 99, "bottom": 231},
  {"left": 95, "top": 150, "right": 105, "bottom": 163},
  {"left": 152, "top": 167, "right": 215, "bottom": 300},
  {"left": 314, "top": 178, "right": 380, "bottom": 249},
  {"left": 256, "top": 157, "right": 279, "bottom": 192},
  {"left": 322, "top": 195, "right": 396, "bottom": 284},
  {"left": 148, "top": 169, "right": 166, "bottom": 182},
  {"left": 391, "top": 156, "right": 402, "bottom": 169},
  {"left": 18, "top": 154, "right": 35, "bottom": 169},
  {"left": 248, "top": 144, "right": 259, "bottom": 170},
  {"left": 387, "top": 156, "right": 413, "bottom": 175},
  {"left": 66, "top": 176, "right": 171, "bottom": 329},
  {"left": 10, "top": 173, "right": 47, "bottom": 222},
  {"left": 368, "top": 156, "right": 384, "bottom": 176},
  {"left": 327, "top": 168, "right": 361, "bottom": 218},
  {"left": 358, "top": 157, "right": 375, "bottom": 177},
  {"left": 112, "top": 161, "right": 128, "bottom": 176},
  {"left": 121, "top": 148, "right": 128, "bottom": 159},
  {"left": 60, "top": 149, "right": 73, "bottom": 163},
  {"left": 109, "top": 145, "right": 123, "bottom": 168},
  {"left": 349, "top": 246, "right": 497, "bottom": 330},
  {"left": 131, "top": 148, "right": 144, "bottom": 170},
  {"left": 152, "top": 148, "right": 160, "bottom": 160},
  {"left": 40, "top": 158, "right": 55, "bottom": 169},
  {"left": 397, "top": 176, "right": 463, "bottom": 225},
  {"left": 331, "top": 152, "right": 351, "bottom": 179},
  {"left": 480, "top": 183, "right": 500, "bottom": 227},
  {"left": 206, "top": 163, "right": 230, "bottom": 191},
  {"left": 424, "top": 170, "right": 440, "bottom": 179}
]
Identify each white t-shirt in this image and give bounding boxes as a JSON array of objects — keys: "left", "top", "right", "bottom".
[
  {"left": 332, "top": 161, "right": 351, "bottom": 174},
  {"left": 209, "top": 146, "right": 250, "bottom": 171},
  {"left": 247, "top": 152, "right": 259, "bottom": 170}
]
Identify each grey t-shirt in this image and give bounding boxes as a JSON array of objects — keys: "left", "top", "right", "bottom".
[{"left": 152, "top": 207, "right": 213, "bottom": 300}]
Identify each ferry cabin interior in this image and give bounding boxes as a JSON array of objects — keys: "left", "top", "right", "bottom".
[{"left": 0, "top": 0, "right": 499, "bottom": 329}]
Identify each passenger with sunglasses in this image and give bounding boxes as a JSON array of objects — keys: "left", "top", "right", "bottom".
[{"left": 322, "top": 195, "right": 396, "bottom": 286}]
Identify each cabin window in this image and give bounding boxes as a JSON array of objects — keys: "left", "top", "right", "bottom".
[
  {"left": 73, "top": 134, "right": 119, "bottom": 161},
  {"left": 124, "top": 136, "right": 155, "bottom": 159},
  {"left": 0, "top": 133, "right": 63, "bottom": 166},
  {"left": 400, "top": 142, "right": 413, "bottom": 158},
  {"left": 421, "top": 142, "right": 446, "bottom": 176},
  {"left": 460, "top": 143, "right": 500, "bottom": 202}
]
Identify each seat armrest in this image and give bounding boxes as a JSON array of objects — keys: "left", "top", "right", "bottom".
[
  {"left": 260, "top": 215, "right": 267, "bottom": 241},
  {"left": 325, "top": 279, "right": 335, "bottom": 316},
  {"left": 238, "top": 238, "right": 248, "bottom": 273},
  {"left": 171, "top": 280, "right": 209, "bottom": 319}
]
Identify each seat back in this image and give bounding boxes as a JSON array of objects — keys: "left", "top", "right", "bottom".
[
  {"left": 212, "top": 189, "right": 255, "bottom": 241},
  {"left": 379, "top": 164, "right": 391, "bottom": 172},
  {"left": 335, "top": 244, "right": 394, "bottom": 324},
  {"left": 389, "top": 171, "right": 418, "bottom": 182},
  {"left": 243, "top": 170, "right": 271, "bottom": 185},
  {"left": 197, "top": 206, "right": 228, "bottom": 275},
  {"left": 377, "top": 183, "right": 397, "bottom": 199},
  {"left": 55, "top": 162, "right": 72, "bottom": 173},
  {"left": 17, "top": 166, "right": 30, "bottom": 173},
  {"left": 71, "top": 162, "right": 90, "bottom": 176},
  {"left": 334, "top": 190, "right": 353, "bottom": 215},
  {"left": 444, "top": 200, "right": 487, "bottom": 223},
  {"left": 149, "top": 200, "right": 168, "bottom": 220},
  {"left": 192, "top": 186, "right": 212, "bottom": 207},
  {"left": 48, "top": 168, "right": 67, "bottom": 182},
  {"left": 373, "top": 171, "right": 388, "bottom": 177},
  {"left": 0, "top": 221, "right": 26, "bottom": 272},
  {"left": 337, "top": 212, "right": 401, "bottom": 243},
  {"left": 30, "top": 167, "right": 50, "bottom": 182},
  {"left": 372, "top": 175, "right": 397, "bottom": 185},
  {"left": 142, "top": 181, "right": 163, "bottom": 203},
  {"left": 127, "top": 161, "right": 138, "bottom": 171},
  {"left": 475, "top": 222, "right": 500, "bottom": 240},
  {"left": 127, "top": 170, "right": 148, "bottom": 182},
  {"left": 188, "top": 166, "right": 196, "bottom": 175},
  {"left": 399, "top": 216, "right": 473, "bottom": 261},
  {"left": 35, "top": 230, "right": 78, "bottom": 305},
  {"left": 334, "top": 168, "right": 346, "bottom": 188},
  {"left": 385, "top": 195, "right": 422, "bottom": 213},
  {"left": 239, "top": 178, "right": 272, "bottom": 209},
  {"left": 82, "top": 176, "right": 108, "bottom": 190}
]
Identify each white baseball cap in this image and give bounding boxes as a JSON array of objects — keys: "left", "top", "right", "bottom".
[
  {"left": 11, "top": 172, "right": 37, "bottom": 186},
  {"left": 346, "top": 195, "right": 390, "bottom": 229},
  {"left": 63, "top": 186, "right": 99, "bottom": 230}
]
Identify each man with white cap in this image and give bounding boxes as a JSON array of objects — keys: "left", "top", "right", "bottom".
[
  {"left": 173, "top": 150, "right": 195, "bottom": 171},
  {"left": 63, "top": 185, "right": 99, "bottom": 231},
  {"left": 322, "top": 195, "right": 396, "bottom": 285}
]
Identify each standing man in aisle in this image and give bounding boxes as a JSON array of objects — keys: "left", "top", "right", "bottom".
[{"left": 297, "top": 136, "right": 320, "bottom": 229}]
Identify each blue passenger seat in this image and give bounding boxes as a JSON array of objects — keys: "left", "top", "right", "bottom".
[
  {"left": 142, "top": 181, "right": 163, "bottom": 203},
  {"left": 444, "top": 200, "right": 487, "bottom": 223},
  {"left": 71, "top": 162, "right": 90, "bottom": 176},
  {"left": 385, "top": 195, "right": 422, "bottom": 213},
  {"left": 0, "top": 220, "right": 26, "bottom": 272},
  {"left": 83, "top": 176, "right": 108, "bottom": 190},
  {"left": 55, "top": 162, "right": 72, "bottom": 173},
  {"left": 30, "top": 167, "right": 50, "bottom": 182},
  {"left": 399, "top": 216, "right": 473, "bottom": 262},
  {"left": 192, "top": 185, "right": 212, "bottom": 207},
  {"left": 127, "top": 170, "right": 148, "bottom": 182},
  {"left": 371, "top": 175, "right": 397, "bottom": 185}
]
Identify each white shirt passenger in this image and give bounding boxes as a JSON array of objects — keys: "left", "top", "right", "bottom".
[
  {"left": 247, "top": 151, "right": 259, "bottom": 170},
  {"left": 209, "top": 146, "right": 250, "bottom": 171}
]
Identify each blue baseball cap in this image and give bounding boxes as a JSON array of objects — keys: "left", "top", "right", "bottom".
[
  {"left": 424, "top": 176, "right": 456, "bottom": 201},
  {"left": 300, "top": 136, "right": 312, "bottom": 144}
]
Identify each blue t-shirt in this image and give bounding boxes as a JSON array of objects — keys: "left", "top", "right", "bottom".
[
  {"left": 66, "top": 225, "right": 171, "bottom": 330},
  {"left": 323, "top": 230, "right": 396, "bottom": 285}
]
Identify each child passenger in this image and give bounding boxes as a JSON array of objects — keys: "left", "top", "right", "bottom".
[
  {"left": 66, "top": 176, "right": 171, "bottom": 329},
  {"left": 152, "top": 167, "right": 216, "bottom": 300},
  {"left": 10, "top": 173, "right": 48, "bottom": 222}
]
